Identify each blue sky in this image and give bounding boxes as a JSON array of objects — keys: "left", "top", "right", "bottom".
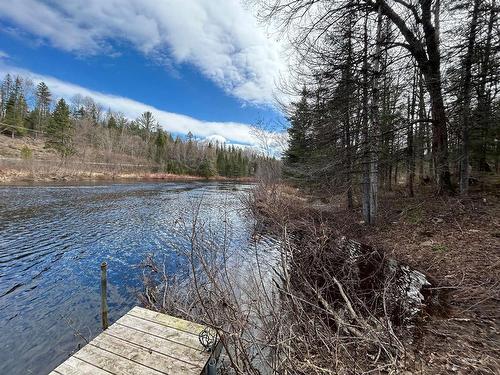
[{"left": 0, "top": 0, "right": 288, "bottom": 147}]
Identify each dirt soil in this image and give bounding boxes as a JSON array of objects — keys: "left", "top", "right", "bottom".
[
  {"left": 362, "top": 188, "right": 499, "bottom": 374},
  {"left": 266, "top": 177, "right": 499, "bottom": 374}
]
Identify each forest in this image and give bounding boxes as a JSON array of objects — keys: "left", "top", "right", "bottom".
[
  {"left": 274, "top": 0, "right": 499, "bottom": 223},
  {"left": 0, "top": 73, "right": 267, "bottom": 178},
  {"left": 231, "top": 0, "right": 499, "bottom": 373}
]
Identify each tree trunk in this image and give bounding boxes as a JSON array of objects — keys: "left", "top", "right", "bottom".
[
  {"left": 370, "top": 6, "right": 383, "bottom": 223},
  {"left": 345, "top": 11, "right": 354, "bottom": 210},
  {"left": 421, "top": 0, "right": 452, "bottom": 194},
  {"left": 476, "top": 0, "right": 496, "bottom": 172},
  {"left": 374, "top": 0, "right": 453, "bottom": 194},
  {"left": 362, "top": 6, "right": 382, "bottom": 225},
  {"left": 459, "top": 0, "right": 480, "bottom": 194},
  {"left": 361, "top": 10, "right": 371, "bottom": 224},
  {"left": 407, "top": 72, "right": 417, "bottom": 197},
  {"left": 417, "top": 75, "right": 426, "bottom": 182},
  {"left": 426, "top": 76, "right": 452, "bottom": 193}
]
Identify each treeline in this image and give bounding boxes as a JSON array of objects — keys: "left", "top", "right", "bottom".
[
  {"left": 0, "top": 73, "right": 266, "bottom": 178},
  {"left": 262, "top": 0, "right": 499, "bottom": 223}
]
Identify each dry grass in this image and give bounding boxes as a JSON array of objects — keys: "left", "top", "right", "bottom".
[
  {"left": 250, "top": 177, "right": 499, "bottom": 374},
  {"left": 0, "top": 134, "right": 255, "bottom": 183}
]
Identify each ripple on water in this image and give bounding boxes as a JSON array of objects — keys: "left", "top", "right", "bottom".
[{"left": 0, "top": 181, "right": 262, "bottom": 374}]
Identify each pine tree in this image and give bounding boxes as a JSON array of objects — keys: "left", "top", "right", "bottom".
[
  {"left": 197, "top": 156, "right": 217, "bottom": 178},
  {"left": 3, "top": 94, "right": 17, "bottom": 134},
  {"left": 34, "top": 82, "right": 52, "bottom": 134},
  {"left": 154, "top": 129, "right": 168, "bottom": 164},
  {"left": 107, "top": 114, "right": 118, "bottom": 129},
  {"left": 216, "top": 147, "right": 225, "bottom": 175},
  {"left": 0, "top": 74, "right": 13, "bottom": 118},
  {"left": 3, "top": 92, "right": 27, "bottom": 137},
  {"left": 46, "top": 98, "right": 74, "bottom": 157},
  {"left": 284, "top": 88, "right": 311, "bottom": 177}
]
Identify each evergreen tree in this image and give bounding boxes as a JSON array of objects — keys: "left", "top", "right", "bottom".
[
  {"left": 284, "top": 88, "right": 311, "bottom": 176},
  {"left": 46, "top": 99, "right": 74, "bottom": 157},
  {"left": 197, "top": 156, "right": 217, "bottom": 178},
  {"left": 3, "top": 95, "right": 17, "bottom": 132},
  {"left": 216, "top": 146, "right": 225, "bottom": 175},
  {"left": 154, "top": 129, "right": 168, "bottom": 164},
  {"left": 34, "top": 82, "right": 52, "bottom": 133},
  {"left": 3, "top": 92, "right": 27, "bottom": 137},
  {"left": 0, "top": 74, "right": 13, "bottom": 118},
  {"left": 107, "top": 114, "right": 118, "bottom": 129}
]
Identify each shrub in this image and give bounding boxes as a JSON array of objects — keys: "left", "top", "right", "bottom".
[{"left": 20, "top": 146, "right": 33, "bottom": 160}]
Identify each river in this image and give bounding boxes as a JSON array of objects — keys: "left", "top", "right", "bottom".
[{"left": 0, "top": 181, "right": 260, "bottom": 374}]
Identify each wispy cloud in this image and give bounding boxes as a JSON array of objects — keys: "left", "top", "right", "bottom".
[
  {"left": 0, "top": 50, "right": 9, "bottom": 59},
  {"left": 0, "top": 0, "right": 287, "bottom": 105},
  {"left": 0, "top": 63, "right": 263, "bottom": 146}
]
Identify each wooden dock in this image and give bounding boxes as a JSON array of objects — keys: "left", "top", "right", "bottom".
[{"left": 49, "top": 306, "right": 217, "bottom": 375}]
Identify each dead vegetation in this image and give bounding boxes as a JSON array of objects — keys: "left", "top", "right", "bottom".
[
  {"left": 0, "top": 134, "right": 253, "bottom": 183},
  {"left": 249, "top": 178, "right": 500, "bottom": 374},
  {"left": 135, "top": 178, "right": 500, "bottom": 374}
]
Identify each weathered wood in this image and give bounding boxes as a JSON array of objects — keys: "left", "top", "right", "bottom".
[
  {"left": 74, "top": 343, "right": 161, "bottom": 375},
  {"left": 92, "top": 332, "right": 203, "bottom": 374},
  {"left": 49, "top": 356, "right": 110, "bottom": 375},
  {"left": 116, "top": 314, "right": 202, "bottom": 350},
  {"left": 128, "top": 306, "right": 205, "bottom": 336},
  {"left": 104, "top": 323, "right": 208, "bottom": 366},
  {"left": 101, "top": 262, "right": 109, "bottom": 330},
  {"left": 49, "top": 307, "right": 214, "bottom": 375}
]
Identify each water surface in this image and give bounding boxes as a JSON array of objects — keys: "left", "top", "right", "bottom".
[{"left": 0, "top": 181, "right": 255, "bottom": 374}]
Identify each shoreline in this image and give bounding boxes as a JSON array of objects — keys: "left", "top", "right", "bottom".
[
  {"left": 0, "top": 167, "right": 256, "bottom": 185},
  {"left": 250, "top": 182, "right": 499, "bottom": 373}
]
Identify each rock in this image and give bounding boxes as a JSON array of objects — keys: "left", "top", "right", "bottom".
[{"left": 338, "top": 237, "right": 432, "bottom": 325}]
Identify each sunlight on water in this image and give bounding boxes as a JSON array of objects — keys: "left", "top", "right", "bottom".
[{"left": 0, "top": 181, "right": 256, "bottom": 374}]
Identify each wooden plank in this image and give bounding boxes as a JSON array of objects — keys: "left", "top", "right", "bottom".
[
  {"left": 48, "top": 307, "right": 215, "bottom": 375},
  {"left": 49, "top": 356, "right": 111, "bottom": 375},
  {"left": 92, "top": 331, "right": 204, "bottom": 375},
  {"left": 104, "top": 324, "right": 208, "bottom": 366},
  {"left": 116, "top": 314, "right": 202, "bottom": 350},
  {"left": 73, "top": 344, "right": 162, "bottom": 375},
  {"left": 129, "top": 307, "right": 205, "bottom": 336}
]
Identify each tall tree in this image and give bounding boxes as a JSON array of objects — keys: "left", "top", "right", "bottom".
[
  {"left": 284, "top": 88, "right": 312, "bottom": 179},
  {"left": 458, "top": 0, "right": 481, "bottom": 194},
  {"left": 365, "top": 0, "right": 453, "bottom": 193},
  {"left": 0, "top": 74, "right": 13, "bottom": 118},
  {"left": 136, "top": 111, "right": 157, "bottom": 142},
  {"left": 46, "top": 98, "right": 74, "bottom": 157},
  {"left": 3, "top": 92, "right": 27, "bottom": 137},
  {"left": 474, "top": 0, "right": 498, "bottom": 172},
  {"left": 34, "top": 81, "right": 52, "bottom": 135},
  {"left": 107, "top": 114, "right": 118, "bottom": 130}
]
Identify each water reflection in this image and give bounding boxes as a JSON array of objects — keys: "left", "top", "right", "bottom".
[{"left": 0, "top": 181, "right": 255, "bottom": 374}]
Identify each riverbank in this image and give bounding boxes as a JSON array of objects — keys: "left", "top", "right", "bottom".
[
  {"left": 249, "top": 180, "right": 499, "bottom": 373},
  {"left": 0, "top": 181, "right": 253, "bottom": 374},
  {"left": 0, "top": 165, "right": 255, "bottom": 184},
  {"left": 0, "top": 135, "right": 255, "bottom": 184}
]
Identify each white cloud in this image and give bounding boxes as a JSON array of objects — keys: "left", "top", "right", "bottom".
[
  {"left": 204, "top": 134, "right": 228, "bottom": 144},
  {"left": 0, "top": 50, "right": 9, "bottom": 59},
  {"left": 0, "top": 0, "right": 287, "bottom": 105},
  {"left": 0, "top": 63, "right": 275, "bottom": 147}
]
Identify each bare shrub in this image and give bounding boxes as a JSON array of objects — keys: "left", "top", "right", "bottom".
[{"left": 140, "top": 186, "right": 432, "bottom": 374}]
